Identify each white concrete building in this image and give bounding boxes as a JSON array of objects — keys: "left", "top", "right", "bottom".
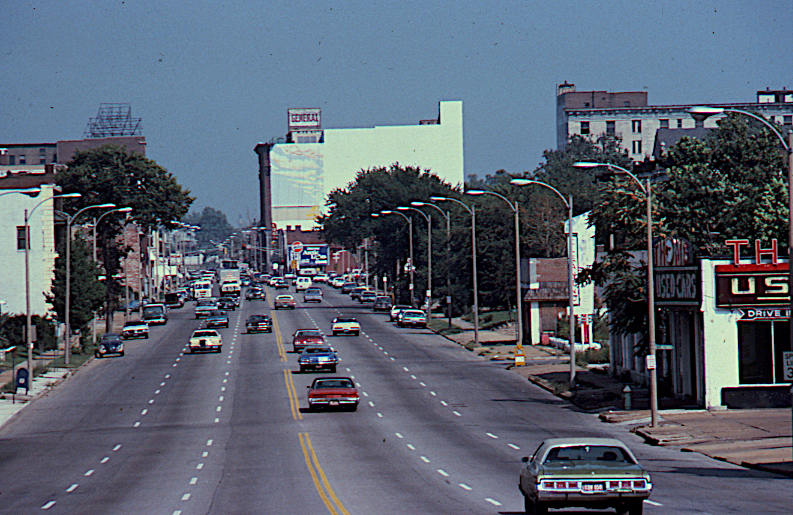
[
  {"left": 256, "top": 101, "right": 464, "bottom": 231},
  {"left": 0, "top": 180, "right": 61, "bottom": 317}
]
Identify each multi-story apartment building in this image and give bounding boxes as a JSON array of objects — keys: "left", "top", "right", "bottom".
[{"left": 557, "top": 82, "right": 793, "bottom": 161}]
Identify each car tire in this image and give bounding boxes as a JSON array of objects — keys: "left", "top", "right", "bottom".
[
  {"left": 627, "top": 501, "right": 644, "bottom": 515},
  {"left": 349, "top": 404, "right": 358, "bottom": 412},
  {"left": 300, "top": 366, "right": 306, "bottom": 373},
  {"left": 120, "top": 351, "right": 125, "bottom": 356},
  {"left": 523, "top": 495, "right": 532, "bottom": 513},
  {"left": 532, "top": 500, "right": 547, "bottom": 515},
  {"left": 353, "top": 331, "right": 359, "bottom": 336},
  {"left": 329, "top": 366, "right": 336, "bottom": 373},
  {"left": 332, "top": 331, "right": 338, "bottom": 336}
]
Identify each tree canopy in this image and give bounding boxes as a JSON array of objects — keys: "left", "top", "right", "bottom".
[{"left": 183, "top": 207, "right": 235, "bottom": 249}]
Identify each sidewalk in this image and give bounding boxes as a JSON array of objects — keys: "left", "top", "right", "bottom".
[
  {"left": 437, "top": 319, "right": 793, "bottom": 478},
  {"left": 0, "top": 366, "right": 76, "bottom": 429}
]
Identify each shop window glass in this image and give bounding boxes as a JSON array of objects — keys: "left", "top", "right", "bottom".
[
  {"left": 773, "top": 322, "right": 791, "bottom": 383},
  {"left": 737, "top": 322, "right": 772, "bottom": 384}
]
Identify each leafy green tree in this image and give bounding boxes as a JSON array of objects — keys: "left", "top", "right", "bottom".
[
  {"left": 183, "top": 207, "right": 235, "bottom": 250},
  {"left": 47, "top": 234, "right": 105, "bottom": 334},
  {"left": 56, "top": 144, "right": 194, "bottom": 327}
]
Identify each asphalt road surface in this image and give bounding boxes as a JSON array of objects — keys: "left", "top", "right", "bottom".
[{"left": 0, "top": 283, "right": 790, "bottom": 514}]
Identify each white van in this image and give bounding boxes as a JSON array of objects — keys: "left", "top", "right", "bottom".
[{"left": 295, "top": 277, "right": 312, "bottom": 291}]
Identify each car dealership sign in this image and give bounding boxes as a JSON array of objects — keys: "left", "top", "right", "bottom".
[
  {"left": 653, "top": 237, "right": 699, "bottom": 305},
  {"left": 715, "top": 239, "right": 790, "bottom": 307}
]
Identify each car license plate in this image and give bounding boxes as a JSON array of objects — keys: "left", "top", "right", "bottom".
[
  {"left": 330, "top": 400, "right": 339, "bottom": 406},
  {"left": 582, "top": 483, "right": 604, "bottom": 493}
]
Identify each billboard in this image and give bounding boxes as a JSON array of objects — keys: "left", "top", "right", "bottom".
[
  {"left": 289, "top": 244, "right": 330, "bottom": 267},
  {"left": 288, "top": 108, "right": 321, "bottom": 132}
]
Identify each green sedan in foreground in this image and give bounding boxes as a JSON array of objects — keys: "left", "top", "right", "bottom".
[{"left": 519, "top": 438, "right": 652, "bottom": 515}]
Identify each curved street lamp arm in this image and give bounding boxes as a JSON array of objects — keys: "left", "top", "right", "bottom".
[
  {"left": 465, "top": 190, "right": 516, "bottom": 212},
  {"left": 430, "top": 196, "right": 473, "bottom": 215},
  {"left": 397, "top": 206, "right": 429, "bottom": 223},
  {"left": 411, "top": 201, "right": 449, "bottom": 222},
  {"left": 689, "top": 106, "right": 791, "bottom": 151},
  {"left": 509, "top": 179, "right": 572, "bottom": 208}
]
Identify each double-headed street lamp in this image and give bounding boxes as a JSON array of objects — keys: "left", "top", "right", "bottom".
[
  {"left": 397, "top": 206, "right": 432, "bottom": 320},
  {"left": 63, "top": 203, "right": 117, "bottom": 365},
  {"left": 573, "top": 162, "right": 659, "bottom": 427},
  {"left": 412, "top": 201, "right": 453, "bottom": 328},
  {"left": 466, "top": 189, "right": 524, "bottom": 349},
  {"left": 25, "top": 192, "right": 82, "bottom": 376},
  {"left": 509, "top": 180, "right": 576, "bottom": 385},
  {"left": 689, "top": 106, "right": 793, "bottom": 349},
  {"left": 373, "top": 210, "right": 415, "bottom": 307},
  {"left": 430, "top": 196, "right": 479, "bottom": 347}
]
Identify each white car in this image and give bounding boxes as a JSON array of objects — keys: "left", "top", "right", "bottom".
[
  {"left": 295, "top": 277, "right": 312, "bottom": 291},
  {"left": 189, "top": 329, "right": 222, "bottom": 353},
  {"left": 331, "top": 317, "right": 360, "bottom": 336}
]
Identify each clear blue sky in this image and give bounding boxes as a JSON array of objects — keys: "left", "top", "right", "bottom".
[{"left": 2, "top": 0, "right": 791, "bottom": 226}]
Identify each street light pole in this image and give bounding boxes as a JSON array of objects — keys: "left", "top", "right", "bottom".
[
  {"left": 412, "top": 202, "right": 453, "bottom": 328},
  {"left": 398, "top": 207, "right": 432, "bottom": 320},
  {"left": 431, "top": 196, "right": 479, "bottom": 347},
  {"left": 25, "top": 192, "right": 81, "bottom": 376},
  {"left": 689, "top": 106, "right": 793, "bottom": 349},
  {"left": 509, "top": 180, "right": 576, "bottom": 384},
  {"left": 465, "top": 190, "right": 524, "bottom": 349},
  {"left": 378, "top": 210, "right": 415, "bottom": 307},
  {"left": 571, "top": 162, "right": 658, "bottom": 426}
]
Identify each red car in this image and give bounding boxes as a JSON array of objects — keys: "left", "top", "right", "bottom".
[
  {"left": 292, "top": 329, "right": 326, "bottom": 353},
  {"left": 307, "top": 377, "right": 359, "bottom": 411}
]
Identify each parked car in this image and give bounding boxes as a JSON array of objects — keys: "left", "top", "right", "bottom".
[
  {"left": 303, "top": 287, "right": 323, "bottom": 303},
  {"left": 307, "top": 376, "right": 359, "bottom": 411},
  {"left": 142, "top": 303, "right": 168, "bottom": 325},
  {"left": 121, "top": 320, "right": 149, "bottom": 339},
  {"left": 390, "top": 304, "right": 411, "bottom": 322},
  {"left": 246, "top": 314, "right": 273, "bottom": 333},
  {"left": 188, "top": 329, "right": 222, "bottom": 353},
  {"left": 359, "top": 290, "right": 377, "bottom": 303},
  {"left": 373, "top": 296, "right": 393, "bottom": 312},
  {"left": 96, "top": 333, "right": 124, "bottom": 358},
  {"left": 331, "top": 317, "right": 360, "bottom": 336},
  {"left": 519, "top": 438, "right": 652, "bottom": 515},
  {"left": 195, "top": 298, "right": 218, "bottom": 318},
  {"left": 245, "top": 287, "right": 266, "bottom": 301},
  {"left": 292, "top": 329, "right": 326, "bottom": 353},
  {"left": 274, "top": 294, "right": 296, "bottom": 309},
  {"left": 205, "top": 310, "right": 229, "bottom": 328},
  {"left": 298, "top": 346, "right": 339, "bottom": 373},
  {"left": 397, "top": 309, "right": 427, "bottom": 328}
]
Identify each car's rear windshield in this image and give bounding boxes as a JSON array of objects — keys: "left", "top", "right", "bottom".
[
  {"left": 314, "top": 379, "right": 353, "bottom": 389},
  {"left": 193, "top": 331, "right": 218, "bottom": 337},
  {"left": 544, "top": 445, "right": 634, "bottom": 464},
  {"left": 297, "top": 330, "right": 323, "bottom": 337}
]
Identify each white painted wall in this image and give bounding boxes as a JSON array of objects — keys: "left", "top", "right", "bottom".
[
  {"left": 0, "top": 184, "right": 59, "bottom": 316},
  {"left": 271, "top": 101, "right": 464, "bottom": 229}
]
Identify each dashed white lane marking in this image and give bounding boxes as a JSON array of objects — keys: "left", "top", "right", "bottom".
[
  {"left": 437, "top": 469, "right": 449, "bottom": 477},
  {"left": 166, "top": 374, "right": 171, "bottom": 379},
  {"left": 113, "top": 444, "right": 122, "bottom": 451},
  {"left": 85, "top": 469, "right": 94, "bottom": 477},
  {"left": 390, "top": 357, "right": 395, "bottom": 361},
  {"left": 508, "top": 443, "right": 521, "bottom": 450},
  {"left": 181, "top": 493, "right": 191, "bottom": 501},
  {"left": 190, "top": 477, "right": 198, "bottom": 485},
  {"left": 149, "top": 399, "right": 155, "bottom": 404},
  {"left": 377, "top": 413, "right": 383, "bottom": 418},
  {"left": 216, "top": 406, "right": 222, "bottom": 412},
  {"left": 66, "top": 484, "right": 78, "bottom": 492},
  {"left": 207, "top": 439, "right": 213, "bottom": 446},
  {"left": 407, "top": 444, "right": 416, "bottom": 450},
  {"left": 368, "top": 401, "right": 375, "bottom": 407},
  {"left": 133, "top": 422, "right": 141, "bottom": 428},
  {"left": 395, "top": 433, "right": 403, "bottom": 438},
  {"left": 430, "top": 391, "right": 437, "bottom": 396},
  {"left": 219, "top": 396, "right": 224, "bottom": 402},
  {"left": 486, "top": 433, "right": 498, "bottom": 439},
  {"left": 202, "top": 451, "right": 209, "bottom": 457},
  {"left": 485, "top": 498, "right": 502, "bottom": 506},
  {"left": 172, "top": 363, "right": 178, "bottom": 367},
  {"left": 440, "top": 401, "right": 448, "bottom": 406},
  {"left": 452, "top": 411, "right": 462, "bottom": 417},
  {"left": 100, "top": 457, "right": 109, "bottom": 463},
  {"left": 419, "top": 382, "right": 426, "bottom": 387},
  {"left": 459, "top": 483, "right": 472, "bottom": 491},
  {"left": 214, "top": 418, "right": 220, "bottom": 423},
  {"left": 420, "top": 456, "right": 430, "bottom": 463},
  {"left": 645, "top": 500, "right": 663, "bottom": 506},
  {"left": 141, "top": 409, "right": 148, "bottom": 416},
  {"left": 160, "top": 382, "right": 166, "bottom": 387},
  {"left": 411, "top": 375, "right": 417, "bottom": 380},
  {"left": 173, "top": 511, "right": 182, "bottom": 515},
  {"left": 41, "top": 501, "right": 56, "bottom": 509},
  {"left": 403, "top": 367, "right": 410, "bottom": 372},
  {"left": 196, "top": 463, "right": 204, "bottom": 470}
]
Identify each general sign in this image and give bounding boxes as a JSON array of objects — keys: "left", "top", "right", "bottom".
[
  {"left": 288, "top": 108, "right": 321, "bottom": 132},
  {"left": 715, "top": 263, "right": 790, "bottom": 307},
  {"left": 654, "top": 268, "right": 699, "bottom": 305}
]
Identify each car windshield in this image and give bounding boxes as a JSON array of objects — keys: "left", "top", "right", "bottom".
[
  {"left": 335, "top": 318, "right": 357, "bottom": 323},
  {"left": 296, "top": 330, "right": 323, "bottom": 337},
  {"left": 193, "top": 331, "right": 218, "bottom": 337},
  {"left": 277, "top": 296, "right": 293, "bottom": 300},
  {"left": 303, "top": 347, "right": 333, "bottom": 354},
  {"left": 543, "top": 445, "right": 634, "bottom": 464},
  {"left": 314, "top": 379, "right": 354, "bottom": 389},
  {"left": 197, "top": 300, "right": 215, "bottom": 306},
  {"left": 124, "top": 321, "right": 145, "bottom": 327}
]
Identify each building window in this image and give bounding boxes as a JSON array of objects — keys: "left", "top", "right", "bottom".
[
  {"left": 632, "top": 120, "right": 641, "bottom": 133},
  {"left": 19, "top": 154, "right": 26, "bottom": 165},
  {"left": 39, "top": 148, "right": 46, "bottom": 164},
  {"left": 660, "top": 119, "right": 669, "bottom": 129},
  {"left": 632, "top": 140, "right": 642, "bottom": 154},
  {"left": 9, "top": 155, "right": 15, "bottom": 165},
  {"left": 677, "top": 118, "right": 684, "bottom": 128},
  {"left": 17, "top": 226, "right": 28, "bottom": 251},
  {"left": 606, "top": 120, "right": 615, "bottom": 136},
  {"left": 737, "top": 321, "right": 790, "bottom": 384},
  {"left": 784, "top": 115, "right": 792, "bottom": 126},
  {"left": 580, "top": 121, "right": 590, "bottom": 135}
]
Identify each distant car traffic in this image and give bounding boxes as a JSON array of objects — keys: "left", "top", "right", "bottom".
[
  {"left": 121, "top": 320, "right": 149, "bottom": 339},
  {"left": 189, "top": 329, "right": 222, "bottom": 353},
  {"left": 372, "top": 296, "right": 393, "bottom": 311},
  {"left": 303, "top": 287, "right": 323, "bottom": 303},
  {"left": 274, "top": 294, "right": 296, "bottom": 309},
  {"left": 96, "top": 333, "right": 124, "bottom": 358},
  {"left": 307, "top": 377, "right": 359, "bottom": 411},
  {"left": 331, "top": 317, "right": 360, "bottom": 336},
  {"left": 292, "top": 329, "right": 326, "bottom": 353},
  {"left": 349, "top": 287, "right": 368, "bottom": 300},
  {"left": 519, "top": 438, "right": 652, "bottom": 515},
  {"left": 397, "top": 309, "right": 427, "bottom": 328},
  {"left": 245, "top": 287, "right": 266, "bottom": 300},
  {"left": 340, "top": 282, "right": 358, "bottom": 294},
  {"left": 246, "top": 314, "right": 272, "bottom": 333},
  {"left": 298, "top": 346, "right": 339, "bottom": 373},
  {"left": 358, "top": 290, "right": 377, "bottom": 303},
  {"left": 205, "top": 310, "right": 229, "bottom": 328},
  {"left": 273, "top": 278, "right": 289, "bottom": 289},
  {"left": 217, "top": 297, "right": 236, "bottom": 311}
]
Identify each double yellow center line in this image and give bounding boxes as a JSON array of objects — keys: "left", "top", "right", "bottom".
[{"left": 299, "top": 432, "right": 351, "bottom": 515}]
